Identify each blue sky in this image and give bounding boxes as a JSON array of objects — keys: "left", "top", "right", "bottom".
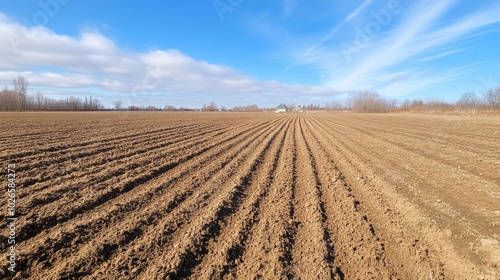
[{"left": 0, "top": 0, "right": 499, "bottom": 108}]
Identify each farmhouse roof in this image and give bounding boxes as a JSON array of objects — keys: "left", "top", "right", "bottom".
[{"left": 277, "top": 104, "right": 287, "bottom": 109}]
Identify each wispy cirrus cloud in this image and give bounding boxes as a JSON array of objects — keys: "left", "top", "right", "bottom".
[
  {"left": 288, "top": 0, "right": 500, "bottom": 98},
  {"left": 298, "top": 0, "right": 373, "bottom": 61},
  {"left": 332, "top": 0, "right": 457, "bottom": 90},
  {"left": 282, "top": 0, "right": 301, "bottom": 17}
]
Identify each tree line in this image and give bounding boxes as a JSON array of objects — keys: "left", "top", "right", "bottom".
[
  {"left": 338, "top": 89, "right": 500, "bottom": 113},
  {"left": 0, "top": 76, "right": 263, "bottom": 112},
  {"left": 1, "top": 76, "right": 104, "bottom": 111},
  {"left": 2, "top": 76, "right": 499, "bottom": 113},
  {"left": 258, "top": 87, "right": 500, "bottom": 113}
]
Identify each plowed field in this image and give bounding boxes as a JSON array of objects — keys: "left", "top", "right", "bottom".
[{"left": 1, "top": 112, "right": 499, "bottom": 279}]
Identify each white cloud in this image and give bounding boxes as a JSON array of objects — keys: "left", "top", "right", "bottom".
[{"left": 0, "top": 13, "right": 338, "bottom": 107}]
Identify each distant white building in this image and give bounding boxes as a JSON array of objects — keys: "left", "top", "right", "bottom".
[{"left": 276, "top": 104, "right": 287, "bottom": 113}]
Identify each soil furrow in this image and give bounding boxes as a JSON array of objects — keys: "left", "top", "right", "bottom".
[
  {"left": 234, "top": 115, "right": 298, "bottom": 279},
  {"left": 290, "top": 115, "right": 336, "bottom": 279},
  {"left": 317, "top": 116, "right": 500, "bottom": 181},
  {"left": 314, "top": 115, "right": 499, "bottom": 238},
  {"left": 1, "top": 112, "right": 497, "bottom": 280},
  {"left": 20, "top": 117, "right": 282, "bottom": 279},
  {"left": 188, "top": 117, "right": 294, "bottom": 280},
  {"left": 16, "top": 122, "right": 234, "bottom": 199},
  {"left": 306, "top": 114, "right": 466, "bottom": 278},
  {"left": 137, "top": 118, "right": 288, "bottom": 280},
  {"left": 15, "top": 118, "right": 275, "bottom": 244},
  {"left": 303, "top": 115, "right": 398, "bottom": 279}
]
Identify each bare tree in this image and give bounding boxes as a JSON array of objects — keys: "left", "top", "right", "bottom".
[
  {"left": 67, "top": 96, "right": 83, "bottom": 111},
  {"left": 13, "top": 75, "right": 29, "bottom": 111},
  {"left": 113, "top": 100, "right": 123, "bottom": 110},
  {"left": 232, "top": 104, "right": 260, "bottom": 112},
  {"left": 34, "top": 91, "right": 45, "bottom": 111},
  {"left": 351, "top": 91, "right": 388, "bottom": 112},
  {"left": 389, "top": 99, "right": 398, "bottom": 112},
  {"left": 325, "top": 100, "right": 343, "bottom": 111},
  {"left": 0, "top": 87, "right": 19, "bottom": 111},
  {"left": 458, "top": 92, "right": 481, "bottom": 108},
  {"left": 26, "top": 94, "right": 35, "bottom": 110},
  {"left": 164, "top": 105, "right": 177, "bottom": 111},
  {"left": 400, "top": 99, "right": 411, "bottom": 111},
  {"left": 410, "top": 99, "right": 424, "bottom": 111},
  {"left": 497, "top": 86, "right": 500, "bottom": 108},
  {"left": 482, "top": 87, "right": 500, "bottom": 109},
  {"left": 202, "top": 102, "right": 218, "bottom": 111}
]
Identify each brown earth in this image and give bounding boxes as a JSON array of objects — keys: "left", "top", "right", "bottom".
[{"left": 0, "top": 111, "right": 499, "bottom": 279}]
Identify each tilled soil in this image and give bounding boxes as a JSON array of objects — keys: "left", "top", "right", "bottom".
[{"left": 0, "top": 112, "right": 499, "bottom": 279}]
